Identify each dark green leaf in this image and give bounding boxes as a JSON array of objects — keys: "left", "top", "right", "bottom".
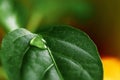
[
  {"left": 0, "top": 28, "right": 63, "bottom": 80},
  {"left": 0, "top": 25, "right": 103, "bottom": 80},
  {"left": 21, "top": 47, "right": 62, "bottom": 80},
  {"left": 0, "top": 28, "right": 36, "bottom": 80},
  {"left": 37, "top": 25, "right": 103, "bottom": 80}
]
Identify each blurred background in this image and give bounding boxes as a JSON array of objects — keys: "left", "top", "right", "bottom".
[{"left": 0, "top": 0, "right": 120, "bottom": 80}]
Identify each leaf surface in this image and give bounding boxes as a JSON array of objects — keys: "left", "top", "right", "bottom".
[
  {"left": 0, "top": 25, "right": 103, "bottom": 80},
  {"left": 38, "top": 25, "right": 103, "bottom": 80},
  {"left": 0, "top": 28, "right": 62, "bottom": 80}
]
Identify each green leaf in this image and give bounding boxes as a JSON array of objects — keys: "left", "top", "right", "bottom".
[
  {"left": 0, "top": 28, "right": 36, "bottom": 80},
  {"left": 0, "top": 0, "right": 28, "bottom": 32},
  {"left": 26, "top": 0, "right": 94, "bottom": 31},
  {"left": 0, "top": 28, "right": 63, "bottom": 80},
  {"left": 0, "top": 25, "right": 103, "bottom": 80},
  {"left": 37, "top": 25, "right": 103, "bottom": 80},
  {"left": 29, "top": 0, "right": 94, "bottom": 19},
  {"left": 21, "top": 47, "right": 63, "bottom": 80}
]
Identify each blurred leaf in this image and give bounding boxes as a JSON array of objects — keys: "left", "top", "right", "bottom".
[
  {"left": 0, "top": 0, "right": 94, "bottom": 32},
  {"left": 13, "top": 1, "right": 29, "bottom": 28},
  {"left": 0, "top": 0, "right": 28, "bottom": 32},
  {"left": 27, "top": 0, "right": 94, "bottom": 31},
  {"left": 69, "top": 1, "right": 94, "bottom": 22},
  {"left": 29, "top": 0, "right": 94, "bottom": 19}
]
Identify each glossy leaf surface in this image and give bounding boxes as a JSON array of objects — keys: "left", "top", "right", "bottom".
[
  {"left": 0, "top": 25, "right": 103, "bottom": 80},
  {"left": 0, "top": 29, "right": 62, "bottom": 80},
  {"left": 38, "top": 25, "right": 103, "bottom": 80}
]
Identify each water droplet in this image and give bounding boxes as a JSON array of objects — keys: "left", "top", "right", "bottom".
[{"left": 30, "top": 35, "right": 47, "bottom": 49}]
